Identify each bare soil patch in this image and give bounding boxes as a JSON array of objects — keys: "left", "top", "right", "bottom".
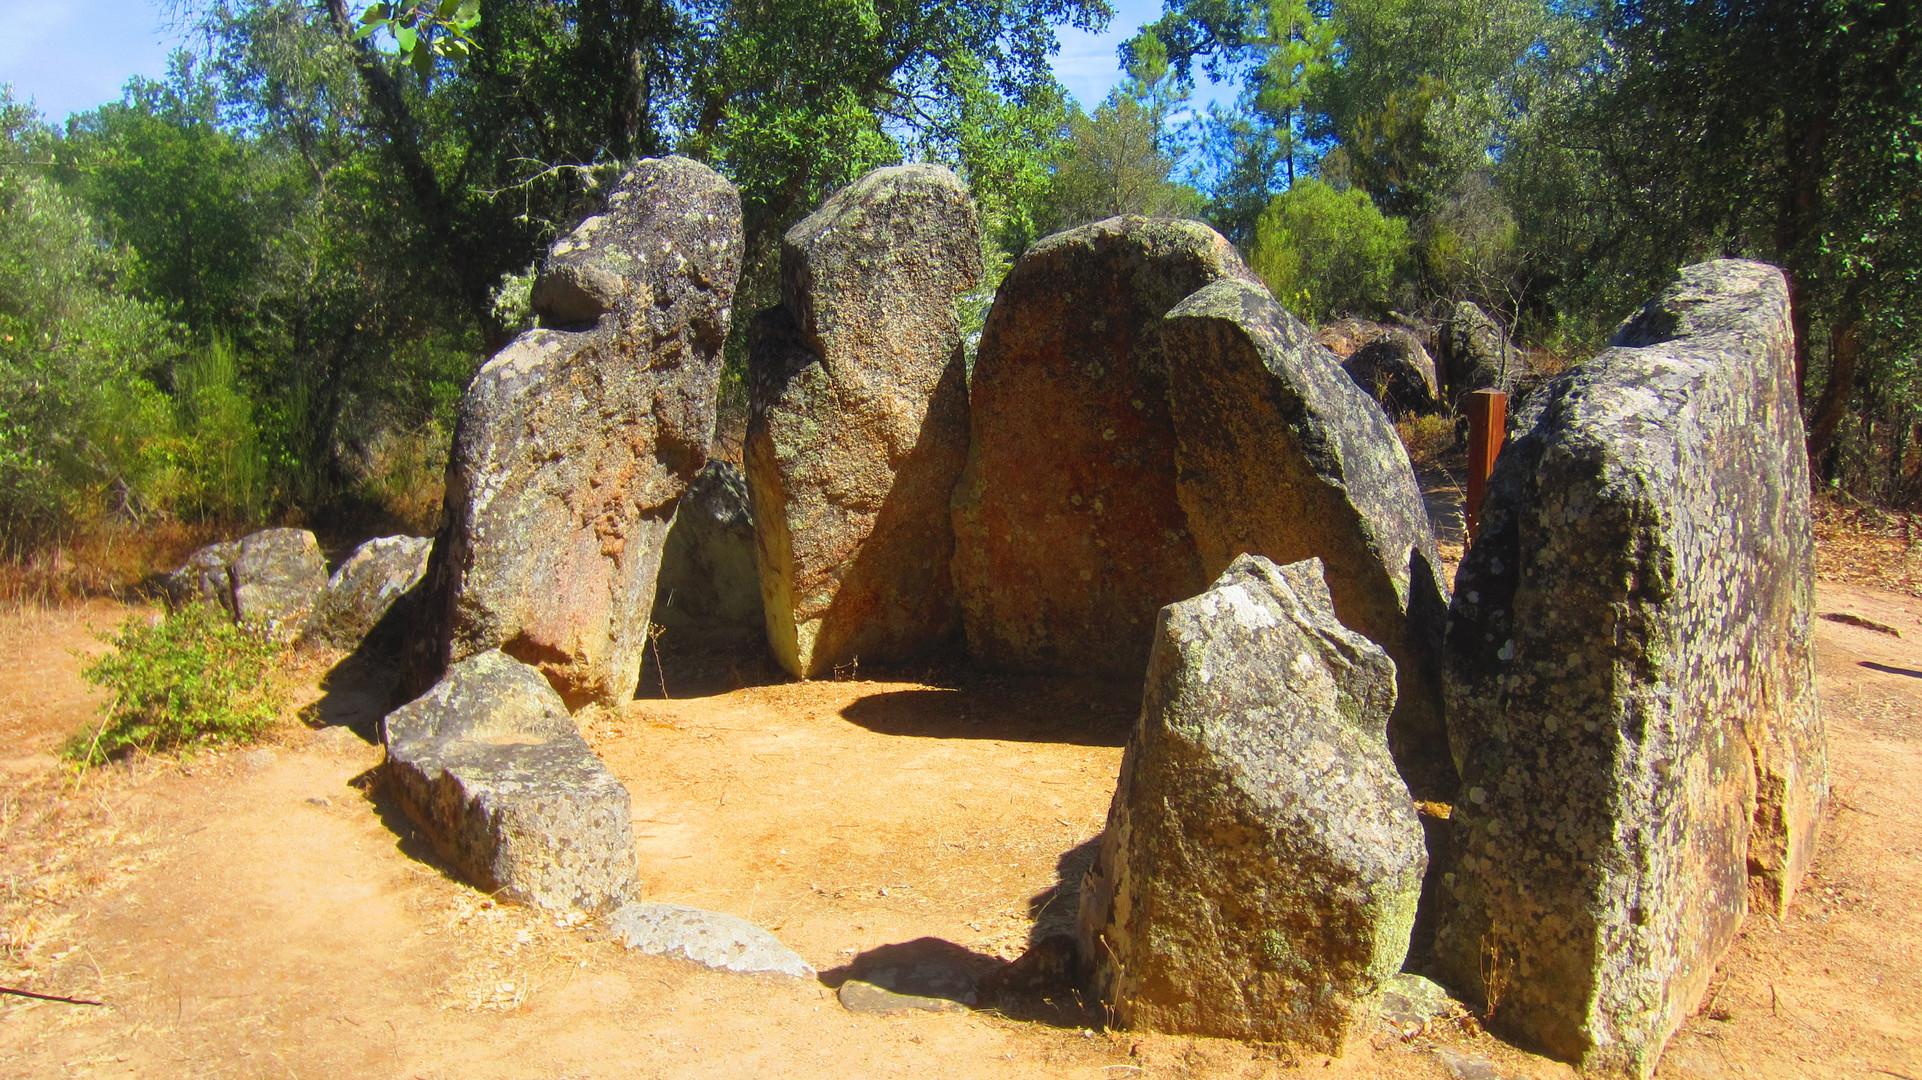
[{"left": 0, "top": 582, "right": 1915, "bottom": 1078}]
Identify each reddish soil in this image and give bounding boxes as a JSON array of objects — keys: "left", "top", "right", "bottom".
[{"left": 0, "top": 582, "right": 1915, "bottom": 1079}]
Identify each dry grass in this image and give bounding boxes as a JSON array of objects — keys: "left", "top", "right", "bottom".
[
  {"left": 0, "top": 521, "right": 232, "bottom": 613},
  {"left": 1813, "top": 495, "right": 1922, "bottom": 598}
]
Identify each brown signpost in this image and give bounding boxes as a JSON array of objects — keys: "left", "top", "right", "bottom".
[{"left": 1465, "top": 389, "right": 1508, "bottom": 541}]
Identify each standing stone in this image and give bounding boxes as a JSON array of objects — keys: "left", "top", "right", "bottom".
[
  {"left": 951, "top": 216, "right": 1258, "bottom": 678},
  {"left": 1439, "top": 301, "right": 1518, "bottom": 408},
  {"left": 311, "top": 534, "right": 432, "bottom": 649},
  {"left": 415, "top": 157, "right": 744, "bottom": 706},
  {"left": 745, "top": 165, "right": 979, "bottom": 677},
  {"left": 1077, "top": 555, "right": 1426, "bottom": 1051},
  {"left": 1161, "top": 278, "right": 1454, "bottom": 800},
  {"left": 385, "top": 650, "right": 637, "bottom": 912},
  {"left": 651, "top": 461, "right": 764, "bottom": 631},
  {"left": 230, "top": 528, "right": 328, "bottom": 643},
  {"left": 1435, "top": 260, "right": 1823, "bottom": 1077}
]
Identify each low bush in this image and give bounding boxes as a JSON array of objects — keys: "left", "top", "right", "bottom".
[{"left": 70, "top": 601, "right": 284, "bottom": 765}]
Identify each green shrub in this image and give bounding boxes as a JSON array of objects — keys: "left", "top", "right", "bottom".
[
  {"left": 70, "top": 602, "right": 284, "bottom": 765},
  {"left": 1250, "top": 179, "right": 1412, "bottom": 324}
]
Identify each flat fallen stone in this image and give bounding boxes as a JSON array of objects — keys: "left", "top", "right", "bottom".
[
  {"left": 838, "top": 979, "right": 970, "bottom": 1015},
  {"left": 604, "top": 902, "right": 812, "bottom": 978},
  {"left": 1437, "top": 260, "right": 1824, "bottom": 1077},
  {"left": 385, "top": 651, "right": 636, "bottom": 912},
  {"left": 746, "top": 164, "right": 979, "bottom": 677},
  {"left": 1077, "top": 554, "right": 1426, "bottom": 1052}
]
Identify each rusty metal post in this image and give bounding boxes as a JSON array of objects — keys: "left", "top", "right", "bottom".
[{"left": 1465, "top": 389, "right": 1508, "bottom": 542}]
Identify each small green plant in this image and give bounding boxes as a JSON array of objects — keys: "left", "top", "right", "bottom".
[{"left": 70, "top": 602, "right": 284, "bottom": 765}]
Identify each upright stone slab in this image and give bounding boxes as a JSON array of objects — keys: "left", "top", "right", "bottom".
[
  {"left": 385, "top": 650, "right": 637, "bottom": 912},
  {"left": 1077, "top": 555, "right": 1426, "bottom": 1051},
  {"left": 951, "top": 217, "right": 1256, "bottom": 678},
  {"left": 1161, "top": 278, "right": 1453, "bottom": 800},
  {"left": 745, "top": 165, "right": 979, "bottom": 677},
  {"left": 1435, "top": 260, "right": 1823, "bottom": 1077},
  {"left": 416, "top": 157, "right": 744, "bottom": 706},
  {"left": 1439, "top": 301, "right": 1518, "bottom": 408},
  {"left": 651, "top": 461, "right": 764, "bottom": 631}
]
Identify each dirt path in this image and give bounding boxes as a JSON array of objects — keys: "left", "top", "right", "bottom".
[{"left": 0, "top": 585, "right": 1916, "bottom": 1079}]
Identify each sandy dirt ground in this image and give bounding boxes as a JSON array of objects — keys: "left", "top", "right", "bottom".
[{"left": 0, "top": 581, "right": 1915, "bottom": 1080}]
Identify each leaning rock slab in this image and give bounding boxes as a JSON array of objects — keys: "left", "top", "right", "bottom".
[
  {"left": 1077, "top": 555, "right": 1426, "bottom": 1051},
  {"left": 414, "top": 156, "right": 744, "bottom": 706},
  {"left": 230, "top": 528, "right": 327, "bottom": 642},
  {"left": 165, "top": 539, "right": 239, "bottom": 615},
  {"left": 1344, "top": 328, "right": 1439, "bottom": 417},
  {"left": 951, "top": 216, "right": 1257, "bottom": 677},
  {"left": 745, "top": 164, "right": 979, "bottom": 677},
  {"left": 651, "top": 461, "right": 764, "bottom": 631},
  {"left": 1162, "top": 278, "right": 1453, "bottom": 799},
  {"left": 604, "top": 902, "right": 812, "bottom": 978},
  {"left": 1435, "top": 260, "right": 1823, "bottom": 1077},
  {"left": 311, "top": 534, "right": 431, "bottom": 649},
  {"left": 385, "top": 650, "right": 637, "bottom": 911}
]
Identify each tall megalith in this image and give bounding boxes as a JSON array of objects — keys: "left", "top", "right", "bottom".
[
  {"left": 950, "top": 217, "right": 1257, "bottom": 678},
  {"left": 1160, "top": 278, "right": 1454, "bottom": 799},
  {"left": 1434, "top": 260, "right": 1823, "bottom": 1077},
  {"left": 745, "top": 165, "right": 979, "bottom": 678},
  {"left": 414, "top": 157, "right": 744, "bottom": 706},
  {"left": 1076, "top": 555, "right": 1426, "bottom": 1050}
]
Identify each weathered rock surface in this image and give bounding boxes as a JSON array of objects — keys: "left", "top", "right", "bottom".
[
  {"left": 1077, "top": 555, "right": 1426, "bottom": 1051},
  {"left": 230, "top": 528, "right": 327, "bottom": 642},
  {"left": 414, "top": 156, "right": 744, "bottom": 706},
  {"left": 311, "top": 535, "right": 432, "bottom": 648},
  {"left": 385, "top": 650, "right": 637, "bottom": 912},
  {"left": 1344, "top": 328, "right": 1440, "bottom": 417},
  {"left": 604, "top": 902, "right": 812, "bottom": 978},
  {"left": 1439, "top": 301, "right": 1518, "bottom": 408},
  {"left": 651, "top": 461, "right": 763, "bottom": 631},
  {"left": 1435, "top": 260, "right": 1823, "bottom": 1077},
  {"left": 1316, "top": 319, "right": 1441, "bottom": 416},
  {"left": 951, "top": 216, "right": 1257, "bottom": 677},
  {"left": 165, "top": 539, "right": 239, "bottom": 615},
  {"left": 745, "top": 165, "right": 979, "bottom": 677},
  {"left": 1162, "top": 278, "right": 1454, "bottom": 799}
]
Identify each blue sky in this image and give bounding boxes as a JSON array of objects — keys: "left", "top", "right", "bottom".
[{"left": 0, "top": 0, "right": 1214, "bottom": 123}]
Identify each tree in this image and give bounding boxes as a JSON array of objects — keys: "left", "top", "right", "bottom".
[
  {"left": 1037, "top": 35, "right": 1204, "bottom": 235},
  {"left": 1249, "top": 177, "right": 1409, "bottom": 323},
  {"left": 0, "top": 92, "right": 180, "bottom": 548}
]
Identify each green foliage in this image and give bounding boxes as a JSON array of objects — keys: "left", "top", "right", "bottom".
[
  {"left": 71, "top": 602, "right": 284, "bottom": 765},
  {"left": 0, "top": 91, "right": 181, "bottom": 551},
  {"left": 1251, "top": 179, "right": 1409, "bottom": 323}
]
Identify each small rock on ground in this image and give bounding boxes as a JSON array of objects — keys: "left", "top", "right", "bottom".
[
  {"left": 1376, "top": 973, "right": 1462, "bottom": 1029},
  {"left": 603, "top": 902, "right": 812, "bottom": 979},
  {"left": 1432, "top": 1047, "right": 1520, "bottom": 1080},
  {"left": 837, "top": 979, "right": 971, "bottom": 1015}
]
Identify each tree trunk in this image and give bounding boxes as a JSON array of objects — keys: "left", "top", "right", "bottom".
[{"left": 1806, "top": 316, "right": 1861, "bottom": 476}]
